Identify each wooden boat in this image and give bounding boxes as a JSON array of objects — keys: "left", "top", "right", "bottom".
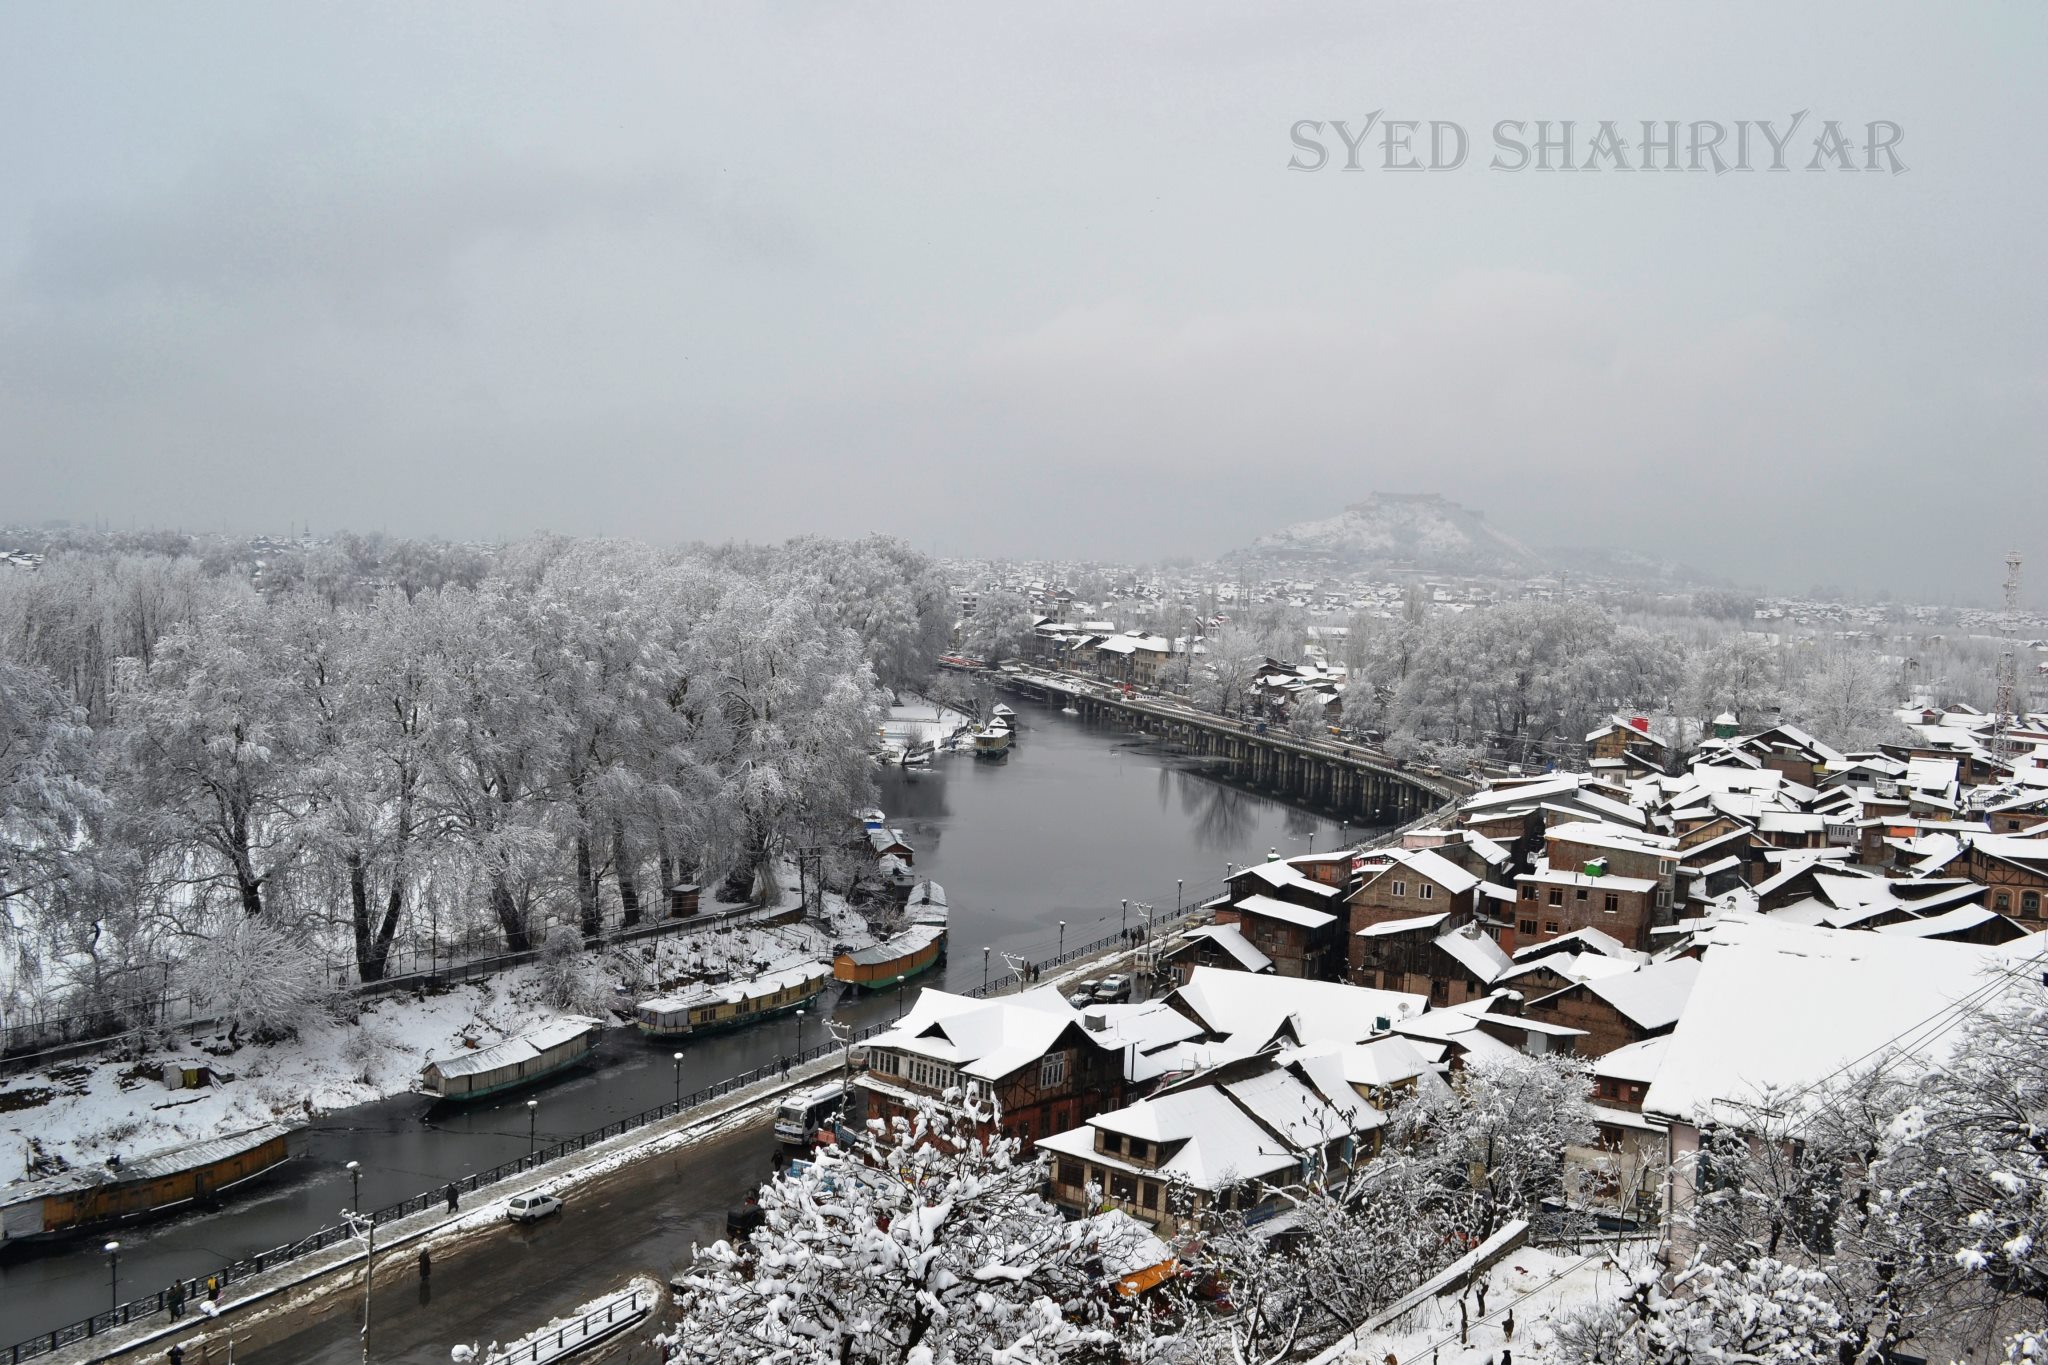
[
  {"left": 0, "top": 1123, "right": 292, "bottom": 1245},
  {"left": 973, "top": 721, "right": 1012, "bottom": 759},
  {"left": 991, "top": 703, "right": 1016, "bottom": 724},
  {"left": 905, "top": 880, "right": 948, "bottom": 926},
  {"left": 418, "top": 1017, "right": 604, "bottom": 1102},
  {"left": 834, "top": 925, "right": 945, "bottom": 990},
  {"left": 635, "top": 960, "right": 832, "bottom": 1038}
]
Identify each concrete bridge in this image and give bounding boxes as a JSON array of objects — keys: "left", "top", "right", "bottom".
[{"left": 952, "top": 662, "right": 1475, "bottom": 826}]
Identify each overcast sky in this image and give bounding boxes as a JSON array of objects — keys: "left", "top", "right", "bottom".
[{"left": 2, "top": 4, "right": 2041, "bottom": 601}]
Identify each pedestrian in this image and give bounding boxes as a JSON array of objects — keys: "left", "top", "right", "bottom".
[
  {"left": 206, "top": 1276, "right": 220, "bottom": 1306},
  {"left": 1503, "top": 1308, "right": 1515, "bottom": 1342},
  {"left": 167, "top": 1280, "right": 185, "bottom": 1319},
  {"left": 445, "top": 1181, "right": 459, "bottom": 1213},
  {"left": 418, "top": 1248, "right": 431, "bottom": 1282},
  {"left": 1502, "top": 1352, "right": 1512, "bottom": 1365},
  {"left": 779, "top": 1053, "right": 790, "bottom": 1078},
  {"left": 168, "top": 1344, "right": 184, "bottom": 1365}
]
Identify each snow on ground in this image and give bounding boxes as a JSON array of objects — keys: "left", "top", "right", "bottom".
[
  {"left": 879, "top": 699, "right": 975, "bottom": 752},
  {"left": 1322, "top": 1241, "right": 1660, "bottom": 1364},
  {"left": 0, "top": 863, "right": 875, "bottom": 1186}
]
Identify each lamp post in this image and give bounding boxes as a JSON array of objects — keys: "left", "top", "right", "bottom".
[
  {"left": 796, "top": 1008, "right": 807, "bottom": 1059},
  {"left": 1120, "top": 898, "right": 1128, "bottom": 935},
  {"left": 526, "top": 1099, "right": 538, "bottom": 1156},
  {"left": 342, "top": 1208, "right": 375, "bottom": 1365},
  {"left": 1176, "top": 879, "right": 1183, "bottom": 913},
  {"left": 346, "top": 1159, "right": 361, "bottom": 1214},
  {"left": 1058, "top": 920, "right": 1066, "bottom": 958},
  {"left": 982, "top": 945, "right": 991, "bottom": 993},
  {"left": 672, "top": 1052, "right": 684, "bottom": 1108},
  {"left": 103, "top": 1241, "right": 120, "bottom": 1315}
]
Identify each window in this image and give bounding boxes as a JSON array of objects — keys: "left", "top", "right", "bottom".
[
  {"left": 1658, "top": 860, "right": 1676, "bottom": 877},
  {"left": 1419, "top": 883, "right": 1435, "bottom": 901},
  {"left": 1040, "top": 1051, "right": 1068, "bottom": 1089},
  {"left": 1603, "top": 893, "right": 1619, "bottom": 914},
  {"left": 1548, "top": 887, "right": 1564, "bottom": 906},
  {"left": 1575, "top": 888, "right": 1588, "bottom": 902},
  {"left": 1521, "top": 886, "right": 1537, "bottom": 901},
  {"left": 1141, "top": 1180, "right": 1161, "bottom": 1210},
  {"left": 2025, "top": 892, "right": 2042, "bottom": 919},
  {"left": 1519, "top": 919, "right": 1538, "bottom": 936},
  {"left": 1544, "top": 920, "right": 1561, "bottom": 936},
  {"left": 1056, "top": 1158, "right": 1084, "bottom": 1188},
  {"left": 1995, "top": 891, "right": 2013, "bottom": 913},
  {"left": 1110, "top": 1172, "right": 1137, "bottom": 1202},
  {"left": 1101, "top": 1131, "right": 1125, "bottom": 1155},
  {"left": 1391, "top": 880, "right": 1407, "bottom": 898},
  {"left": 1129, "top": 1138, "right": 1153, "bottom": 1162}
]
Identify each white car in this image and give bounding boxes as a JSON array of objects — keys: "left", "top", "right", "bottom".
[{"left": 507, "top": 1191, "right": 562, "bottom": 1223}]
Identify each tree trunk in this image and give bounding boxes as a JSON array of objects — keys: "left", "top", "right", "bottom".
[
  {"left": 575, "top": 831, "right": 601, "bottom": 938},
  {"left": 614, "top": 819, "right": 641, "bottom": 927},
  {"left": 230, "top": 801, "right": 264, "bottom": 917},
  {"left": 492, "top": 875, "right": 531, "bottom": 952},
  {"left": 349, "top": 852, "right": 375, "bottom": 982}
]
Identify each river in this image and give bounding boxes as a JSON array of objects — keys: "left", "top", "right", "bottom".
[{"left": 0, "top": 697, "right": 1369, "bottom": 1350}]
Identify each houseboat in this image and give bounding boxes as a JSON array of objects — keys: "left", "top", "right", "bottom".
[
  {"left": 990, "top": 703, "right": 1016, "bottom": 726},
  {"left": 635, "top": 960, "right": 833, "bottom": 1039},
  {"left": 905, "top": 880, "right": 948, "bottom": 926},
  {"left": 0, "top": 1123, "right": 292, "bottom": 1245},
  {"left": 418, "top": 1017, "right": 605, "bottom": 1103},
  {"left": 834, "top": 922, "right": 947, "bottom": 991},
  {"left": 973, "top": 720, "right": 1012, "bottom": 759}
]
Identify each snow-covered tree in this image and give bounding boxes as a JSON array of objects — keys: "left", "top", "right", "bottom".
[
  {"left": 666, "top": 1105, "right": 1131, "bottom": 1365},
  {"left": 1785, "top": 646, "right": 1907, "bottom": 752},
  {"left": 1396, "top": 1049, "right": 1596, "bottom": 1239},
  {"left": 1543, "top": 1255, "right": 1846, "bottom": 1364},
  {"left": 179, "top": 914, "right": 334, "bottom": 1042},
  {"left": 962, "top": 590, "right": 1035, "bottom": 667},
  {"left": 1196, "top": 624, "right": 1269, "bottom": 718}
]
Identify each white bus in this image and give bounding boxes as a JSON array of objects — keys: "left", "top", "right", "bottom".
[{"left": 774, "top": 1082, "right": 848, "bottom": 1146}]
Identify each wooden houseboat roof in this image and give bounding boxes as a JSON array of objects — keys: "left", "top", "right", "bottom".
[
  {"left": 639, "top": 961, "right": 831, "bottom": 1013},
  {"left": 1, "top": 1122, "right": 293, "bottom": 1206},
  {"left": 841, "top": 924, "right": 945, "bottom": 967},
  {"left": 426, "top": 1016, "right": 603, "bottom": 1079}
]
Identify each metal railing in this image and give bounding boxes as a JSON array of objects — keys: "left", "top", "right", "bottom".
[{"left": 487, "top": 1286, "right": 649, "bottom": 1365}]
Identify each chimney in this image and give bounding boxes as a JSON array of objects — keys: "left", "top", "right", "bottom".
[{"left": 1629, "top": 716, "right": 1651, "bottom": 733}]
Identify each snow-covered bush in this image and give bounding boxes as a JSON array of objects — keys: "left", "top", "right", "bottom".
[
  {"left": 666, "top": 1104, "right": 1130, "bottom": 1365},
  {"left": 535, "top": 926, "right": 610, "bottom": 1015},
  {"left": 180, "top": 916, "right": 335, "bottom": 1043}
]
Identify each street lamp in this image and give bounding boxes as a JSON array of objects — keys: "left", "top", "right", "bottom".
[
  {"left": 342, "top": 1208, "right": 375, "bottom": 1365},
  {"left": 672, "top": 1052, "right": 684, "bottom": 1108},
  {"left": 796, "top": 1007, "right": 807, "bottom": 1059},
  {"left": 1121, "top": 898, "right": 1128, "bottom": 935},
  {"left": 346, "top": 1159, "right": 361, "bottom": 1213},
  {"left": 103, "top": 1241, "right": 120, "bottom": 1314},
  {"left": 982, "top": 945, "right": 991, "bottom": 993},
  {"left": 1058, "top": 920, "right": 1066, "bottom": 958},
  {"left": 526, "top": 1099, "right": 538, "bottom": 1156},
  {"left": 1176, "top": 879, "right": 1183, "bottom": 913}
]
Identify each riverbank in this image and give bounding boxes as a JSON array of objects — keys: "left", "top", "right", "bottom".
[{"left": 0, "top": 872, "right": 872, "bottom": 1186}]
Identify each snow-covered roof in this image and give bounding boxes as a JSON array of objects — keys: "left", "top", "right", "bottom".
[
  {"left": 1593, "top": 1034, "right": 1671, "bottom": 1086},
  {"left": 0, "top": 1123, "right": 293, "bottom": 1205},
  {"left": 1172, "top": 923, "right": 1274, "bottom": 973},
  {"left": 869, "top": 987, "right": 1107, "bottom": 1081},
  {"left": 1231, "top": 893, "right": 1338, "bottom": 931},
  {"left": 1643, "top": 921, "right": 2015, "bottom": 1127},
  {"left": 1873, "top": 905, "right": 2001, "bottom": 939},
  {"left": 1360, "top": 847, "right": 1481, "bottom": 897},
  {"left": 1432, "top": 925, "right": 1513, "bottom": 984},
  {"left": 1172, "top": 967, "right": 1427, "bottom": 1048},
  {"left": 426, "top": 1017, "right": 604, "bottom": 1079},
  {"left": 1581, "top": 957, "right": 1702, "bottom": 1032},
  {"left": 1355, "top": 912, "right": 1450, "bottom": 939}
]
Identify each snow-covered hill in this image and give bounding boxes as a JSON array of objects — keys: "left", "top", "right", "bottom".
[{"left": 1226, "top": 493, "right": 1545, "bottom": 575}]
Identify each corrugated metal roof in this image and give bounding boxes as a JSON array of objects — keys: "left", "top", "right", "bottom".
[
  {"left": 426, "top": 1017, "right": 603, "bottom": 1079},
  {"left": 1, "top": 1123, "right": 293, "bottom": 1206}
]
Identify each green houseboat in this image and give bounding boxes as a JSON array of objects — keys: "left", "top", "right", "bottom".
[
  {"left": 635, "top": 960, "right": 833, "bottom": 1039},
  {"left": 418, "top": 1016, "right": 605, "bottom": 1103}
]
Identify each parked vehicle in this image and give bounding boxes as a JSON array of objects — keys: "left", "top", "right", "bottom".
[
  {"left": 1066, "top": 980, "right": 1101, "bottom": 1009},
  {"left": 774, "top": 1083, "right": 848, "bottom": 1146},
  {"left": 507, "top": 1191, "right": 562, "bottom": 1223},
  {"left": 1092, "top": 975, "right": 1133, "bottom": 1003}
]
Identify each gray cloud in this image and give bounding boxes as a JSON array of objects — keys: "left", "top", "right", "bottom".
[{"left": 1, "top": 2, "right": 2042, "bottom": 602}]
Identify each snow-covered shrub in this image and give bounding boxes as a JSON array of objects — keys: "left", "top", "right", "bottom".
[
  {"left": 667, "top": 1104, "right": 1128, "bottom": 1365},
  {"left": 180, "top": 917, "right": 336, "bottom": 1043},
  {"left": 535, "top": 926, "right": 610, "bottom": 1015}
]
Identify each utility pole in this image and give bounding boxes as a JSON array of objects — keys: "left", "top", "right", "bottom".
[
  {"left": 1994, "top": 551, "right": 2025, "bottom": 759},
  {"left": 341, "top": 1209, "right": 375, "bottom": 1365}
]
